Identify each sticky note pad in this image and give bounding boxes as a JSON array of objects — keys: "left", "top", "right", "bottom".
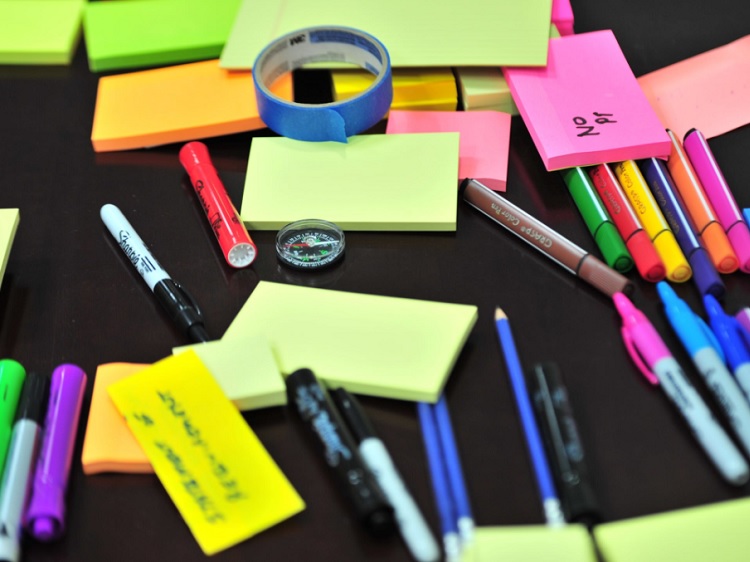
[
  {"left": 332, "top": 68, "right": 457, "bottom": 112},
  {"left": 0, "top": 0, "right": 84, "bottom": 65},
  {"left": 108, "top": 351, "right": 305, "bottom": 555},
  {"left": 455, "top": 67, "right": 519, "bottom": 115},
  {"left": 83, "top": 0, "right": 242, "bottom": 72},
  {"left": 638, "top": 35, "right": 750, "bottom": 141},
  {"left": 91, "top": 60, "right": 292, "bottom": 152},
  {"left": 220, "top": 0, "right": 553, "bottom": 69},
  {"left": 386, "top": 110, "right": 511, "bottom": 191},
  {"left": 222, "top": 281, "right": 478, "bottom": 402},
  {"left": 0, "top": 209, "right": 19, "bottom": 288},
  {"left": 241, "top": 133, "right": 460, "bottom": 231},
  {"left": 552, "top": 0, "right": 575, "bottom": 36},
  {"left": 172, "top": 336, "right": 286, "bottom": 411},
  {"left": 504, "top": 30, "right": 670, "bottom": 171},
  {"left": 464, "top": 525, "right": 597, "bottom": 562},
  {"left": 594, "top": 498, "right": 750, "bottom": 562},
  {"left": 81, "top": 363, "right": 151, "bottom": 474}
]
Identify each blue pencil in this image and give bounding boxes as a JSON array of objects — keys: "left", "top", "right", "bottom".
[
  {"left": 417, "top": 402, "right": 461, "bottom": 562},
  {"left": 494, "top": 307, "right": 565, "bottom": 526}
]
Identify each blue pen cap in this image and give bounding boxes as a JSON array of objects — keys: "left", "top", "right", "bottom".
[
  {"left": 704, "top": 294, "right": 750, "bottom": 370},
  {"left": 689, "top": 248, "right": 726, "bottom": 299},
  {"left": 657, "top": 281, "right": 713, "bottom": 356}
]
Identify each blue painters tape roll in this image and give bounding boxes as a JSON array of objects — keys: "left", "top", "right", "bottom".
[{"left": 253, "top": 27, "right": 393, "bottom": 143}]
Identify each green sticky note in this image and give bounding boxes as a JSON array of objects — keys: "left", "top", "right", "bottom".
[
  {"left": 241, "top": 133, "right": 460, "bottom": 231},
  {"left": 220, "top": 0, "right": 553, "bottom": 69},
  {"left": 594, "top": 498, "right": 750, "bottom": 562},
  {"left": 222, "top": 281, "right": 478, "bottom": 402},
  {"left": 0, "top": 1, "right": 85, "bottom": 65},
  {"left": 83, "top": 0, "right": 242, "bottom": 72},
  {"left": 464, "top": 525, "right": 598, "bottom": 562}
]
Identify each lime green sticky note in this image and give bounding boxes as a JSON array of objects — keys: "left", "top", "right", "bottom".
[
  {"left": 0, "top": 210, "right": 19, "bottom": 288},
  {"left": 83, "top": 0, "right": 242, "bottom": 72},
  {"left": 0, "top": 1, "right": 84, "bottom": 65},
  {"left": 222, "top": 281, "right": 478, "bottom": 402},
  {"left": 464, "top": 525, "right": 597, "bottom": 562},
  {"left": 173, "top": 336, "right": 286, "bottom": 411},
  {"left": 220, "top": 0, "right": 553, "bottom": 69},
  {"left": 241, "top": 133, "right": 460, "bottom": 231},
  {"left": 594, "top": 498, "right": 750, "bottom": 562}
]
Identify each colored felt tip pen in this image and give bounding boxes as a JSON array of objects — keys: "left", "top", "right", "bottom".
[
  {"left": 100, "top": 204, "right": 210, "bottom": 344},
  {"left": 331, "top": 388, "right": 440, "bottom": 562},
  {"left": 614, "top": 292, "right": 749, "bottom": 485},
  {"left": 560, "top": 167, "right": 633, "bottom": 273},
  {"left": 683, "top": 128, "right": 750, "bottom": 273},
  {"left": 588, "top": 164, "right": 666, "bottom": 282},
  {"left": 179, "top": 142, "right": 257, "bottom": 268},
  {"left": 0, "top": 361, "right": 26, "bottom": 475},
  {"left": 614, "top": 160, "right": 692, "bottom": 283},
  {"left": 0, "top": 372, "right": 50, "bottom": 562},
  {"left": 286, "top": 368, "right": 395, "bottom": 538},
  {"left": 657, "top": 283, "right": 750, "bottom": 458},
  {"left": 666, "top": 130, "right": 738, "bottom": 273},
  {"left": 639, "top": 158, "right": 724, "bottom": 298},
  {"left": 461, "top": 179, "right": 633, "bottom": 298},
  {"left": 527, "top": 362, "right": 600, "bottom": 527},
  {"left": 703, "top": 295, "right": 750, "bottom": 403},
  {"left": 24, "top": 364, "right": 87, "bottom": 542}
]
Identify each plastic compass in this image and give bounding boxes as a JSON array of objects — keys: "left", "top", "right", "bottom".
[{"left": 275, "top": 219, "right": 345, "bottom": 270}]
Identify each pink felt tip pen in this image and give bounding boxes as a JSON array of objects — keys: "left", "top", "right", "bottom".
[
  {"left": 683, "top": 129, "right": 750, "bottom": 272},
  {"left": 24, "top": 364, "right": 87, "bottom": 541},
  {"left": 179, "top": 141, "right": 258, "bottom": 268},
  {"left": 613, "top": 292, "right": 748, "bottom": 485}
]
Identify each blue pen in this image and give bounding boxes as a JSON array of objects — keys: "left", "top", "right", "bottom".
[
  {"left": 704, "top": 294, "right": 750, "bottom": 403},
  {"left": 417, "top": 402, "right": 460, "bottom": 562},
  {"left": 657, "top": 282, "right": 750, "bottom": 457},
  {"left": 639, "top": 158, "right": 725, "bottom": 298}
]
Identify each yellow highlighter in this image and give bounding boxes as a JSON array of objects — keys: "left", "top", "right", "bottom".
[{"left": 614, "top": 160, "right": 692, "bottom": 282}]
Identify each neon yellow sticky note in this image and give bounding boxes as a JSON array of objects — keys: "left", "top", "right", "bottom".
[
  {"left": 594, "top": 497, "right": 750, "bottom": 562},
  {"left": 220, "top": 0, "right": 553, "bottom": 69},
  {"left": 173, "top": 336, "right": 286, "bottom": 411},
  {"left": 0, "top": 210, "right": 19, "bottom": 289},
  {"left": 464, "top": 525, "right": 597, "bottom": 562},
  {"left": 108, "top": 351, "right": 305, "bottom": 555},
  {"left": 222, "top": 281, "right": 478, "bottom": 402},
  {"left": 0, "top": 0, "right": 84, "bottom": 65},
  {"left": 455, "top": 67, "right": 519, "bottom": 114},
  {"left": 241, "top": 133, "right": 460, "bottom": 231}
]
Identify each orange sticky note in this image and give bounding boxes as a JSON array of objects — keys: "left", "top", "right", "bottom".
[
  {"left": 637, "top": 35, "right": 750, "bottom": 141},
  {"left": 91, "top": 59, "right": 293, "bottom": 152}
]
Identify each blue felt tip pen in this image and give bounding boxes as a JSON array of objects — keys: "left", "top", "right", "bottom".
[{"left": 704, "top": 295, "right": 750, "bottom": 404}]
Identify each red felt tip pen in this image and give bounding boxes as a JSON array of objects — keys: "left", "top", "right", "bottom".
[{"left": 179, "top": 142, "right": 257, "bottom": 268}]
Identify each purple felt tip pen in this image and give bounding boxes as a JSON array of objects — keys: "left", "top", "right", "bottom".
[{"left": 24, "top": 364, "right": 87, "bottom": 541}]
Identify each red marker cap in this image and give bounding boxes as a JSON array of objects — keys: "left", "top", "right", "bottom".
[{"left": 625, "top": 230, "right": 666, "bottom": 283}]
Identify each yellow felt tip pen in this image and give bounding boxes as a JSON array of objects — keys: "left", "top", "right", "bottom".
[{"left": 614, "top": 160, "right": 692, "bottom": 282}]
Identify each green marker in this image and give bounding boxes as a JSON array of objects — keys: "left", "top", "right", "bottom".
[
  {"left": 561, "top": 167, "right": 633, "bottom": 273},
  {"left": 0, "top": 359, "right": 26, "bottom": 473}
]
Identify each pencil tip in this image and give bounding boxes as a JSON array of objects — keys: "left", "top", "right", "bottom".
[{"left": 495, "top": 307, "right": 506, "bottom": 320}]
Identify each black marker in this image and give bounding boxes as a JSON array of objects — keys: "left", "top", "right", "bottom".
[
  {"left": 286, "top": 369, "right": 395, "bottom": 537},
  {"left": 527, "top": 362, "right": 600, "bottom": 527}
]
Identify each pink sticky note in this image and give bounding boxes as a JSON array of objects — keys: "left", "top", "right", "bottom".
[
  {"left": 638, "top": 35, "right": 750, "bottom": 142},
  {"left": 551, "top": 0, "right": 574, "bottom": 36},
  {"left": 385, "top": 110, "right": 511, "bottom": 191},
  {"left": 503, "top": 30, "right": 670, "bottom": 171}
]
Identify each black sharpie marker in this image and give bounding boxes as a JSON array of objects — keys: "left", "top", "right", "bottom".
[{"left": 286, "top": 368, "right": 395, "bottom": 537}]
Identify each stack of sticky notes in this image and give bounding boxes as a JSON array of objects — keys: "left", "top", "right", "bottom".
[
  {"left": 0, "top": 209, "right": 19, "bottom": 288},
  {"left": 454, "top": 67, "right": 519, "bottom": 115}
]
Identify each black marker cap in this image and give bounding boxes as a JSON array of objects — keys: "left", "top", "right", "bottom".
[
  {"left": 330, "top": 388, "right": 376, "bottom": 444},
  {"left": 15, "top": 371, "right": 50, "bottom": 425}
]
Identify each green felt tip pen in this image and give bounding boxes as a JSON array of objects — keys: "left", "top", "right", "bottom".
[
  {"left": 0, "top": 359, "right": 26, "bottom": 473},
  {"left": 561, "top": 167, "right": 634, "bottom": 273}
]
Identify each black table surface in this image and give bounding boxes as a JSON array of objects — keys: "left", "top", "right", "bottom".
[{"left": 2, "top": 1, "right": 750, "bottom": 560}]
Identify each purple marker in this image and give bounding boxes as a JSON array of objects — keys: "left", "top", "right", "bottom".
[{"left": 24, "top": 364, "right": 86, "bottom": 541}]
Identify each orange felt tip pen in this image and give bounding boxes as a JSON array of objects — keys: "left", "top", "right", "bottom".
[{"left": 179, "top": 142, "right": 257, "bottom": 268}]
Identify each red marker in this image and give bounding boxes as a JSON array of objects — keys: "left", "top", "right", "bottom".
[
  {"left": 588, "top": 164, "right": 665, "bottom": 282},
  {"left": 179, "top": 142, "right": 257, "bottom": 268}
]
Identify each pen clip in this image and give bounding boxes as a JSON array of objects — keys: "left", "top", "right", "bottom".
[
  {"left": 619, "top": 327, "right": 659, "bottom": 385},
  {"left": 695, "top": 312, "right": 726, "bottom": 363}
]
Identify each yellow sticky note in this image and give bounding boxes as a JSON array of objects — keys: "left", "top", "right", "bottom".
[
  {"left": 108, "top": 351, "right": 305, "bottom": 555},
  {"left": 173, "top": 336, "right": 286, "bottom": 410},
  {"left": 594, "top": 497, "right": 750, "bottom": 562},
  {"left": 241, "top": 133, "right": 460, "bottom": 231},
  {"left": 464, "top": 525, "right": 597, "bottom": 562},
  {"left": 0, "top": 209, "right": 19, "bottom": 289},
  {"left": 222, "top": 281, "right": 478, "bottom": 402}
]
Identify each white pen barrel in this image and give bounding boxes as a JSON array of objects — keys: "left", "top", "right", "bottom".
[
  {"left": 655, "top": 357, "right": 749, "bottom": 485},
  {"left": 359, "top": 438, "right": 440, "bottom": 562},
  {"left": 694, "top": 347, "right": 750, "bottom": 457}
]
